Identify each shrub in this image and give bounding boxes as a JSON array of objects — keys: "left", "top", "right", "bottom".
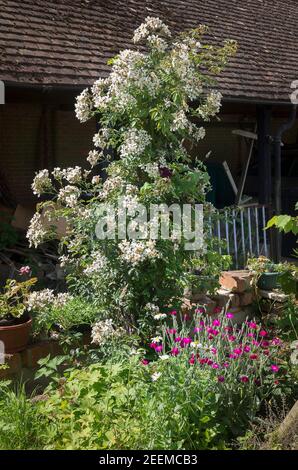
[{"left": 26, "top": 17, "right": 236, "bottom": 337}]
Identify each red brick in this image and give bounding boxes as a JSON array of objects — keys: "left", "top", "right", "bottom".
[
  {"left": 239, "top": 291, "right": 254, "bottom": 306},
  {"left": 220, "top": 270, "right": 253, "bottom": 293}
]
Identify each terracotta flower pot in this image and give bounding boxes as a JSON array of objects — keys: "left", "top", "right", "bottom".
[{"left": 0, "top": 317, "right": 32, "bottom": 354}]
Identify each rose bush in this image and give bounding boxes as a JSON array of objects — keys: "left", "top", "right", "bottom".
[{"left": 27, "top": 17, "right": 235, "bottom": 337}]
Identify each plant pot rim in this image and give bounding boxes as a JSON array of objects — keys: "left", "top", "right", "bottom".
[{"left": 0, "top": 316, "right": 32, "bottom": 331}]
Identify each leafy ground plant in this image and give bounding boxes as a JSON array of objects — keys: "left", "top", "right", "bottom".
[{"left": 0, "top": 380, "right": 46, "bottom": 450}]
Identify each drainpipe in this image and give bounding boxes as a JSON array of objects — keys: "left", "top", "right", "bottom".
[{"left": 273, "top": 104, "right": 297, "bottom": 261}]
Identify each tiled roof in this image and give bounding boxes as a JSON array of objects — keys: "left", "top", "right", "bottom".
[{"left": 0, "top": 0, "right": 297, "bottom": 102}]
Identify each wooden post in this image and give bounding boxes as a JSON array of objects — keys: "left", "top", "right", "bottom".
[{"left": 257, "top": 105, "right": 272, "bottom": 205}]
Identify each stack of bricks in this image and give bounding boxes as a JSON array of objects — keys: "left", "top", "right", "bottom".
[
  {"left": 215, "top": 270, "right": 255, "bottom": 323},
  {"left": 188, "top": 270, "right": 256, "bottom": 323}
]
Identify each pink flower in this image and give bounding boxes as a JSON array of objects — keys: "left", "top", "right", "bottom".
[
  {"left": 149, "top": 342, "right": 157, "bottom": 349},
  {"left": 199, "top": 358, "right": 208, "bottom": 365},
  {"left": 193, "top": 327, "right": 201, "bottom": 333},
  {"left": 167, "top": 328, "right": 177, "bottom": 335},
  {"left": 243, "top": 345, "right": 251, "bottom": 353},
  {"left": 19, "top": 265, "right": 31, "bottom": 275},
  {"left": 171, "top": 347, "right": 180, "bottom": 356},
  {"left": 211, "top": 347, "right": 217, "bottom": 355},
  {"left": 240, "top": 375, "right": 249, "bottom": 383},
  {"left": 189, "top": 354, "right": 196, "bottom": 365},
  {"left": 233, "top": 348, "right": 242, "bottom": 356},
  {"left": 169, "top": 310, "right": 177, "bottom": 316},
  {"left": 222, "top": 362, "right": 230, "bottom": 368},
  {"left": 252, "top": 340, "right": 260, "bottom": 347},
  {"left": 212, "top": 363, "right": 219, "bottom": 369},
  {"left": 248, "top": 322, "right": 258, "bottom": 330},
  {"left": 174, "top": 337, "right": 182, "bottom": 343},
  {"left": 217, "top": 375, "right": 225, "bottom": 382},
  {"left": 247, "top": 333, "right": 255, "bottom": 338},
  {"left": 249, "top": 354, "right": 258, "bottom": 360},
  {"left": 261, "top": 340, "right": 270, "bottom": 348},
  {"left": 141, "top": 359, "right": 149, "bottom": 365},
  {"left": 180, "top": 337, "right": 191, "bottom": 348},
  {"left": 271, "top": 364, "right": 279, "bottom": 373},
  {"left": 155, "top": 345, "right": 163, "bottom": 353},
  {"left": 212, "top": 319, "right": 220, "bottom": 326},
  {"left": 259, "top": 330, "right": 267, "bottom": 337},
  {"left": 207, "top": 359, "right": 214, "bottom": 366},
  {"left": 228, "top": 335, "right": 236, "bottom": 342},
  {"left": 271, "top": 337, "right": 282, "bottom": 346},
  {"left": 195, "top": 307, "right": 205, "bottom": 314},
  {"left": 226, "top": 312, "right": 234, "bottom": 319}
]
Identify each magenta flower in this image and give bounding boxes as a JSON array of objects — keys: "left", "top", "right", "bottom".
[
  {"left": 259, "top": 330, "right": 267, "bottom": 337},
  {"left": 240, "top": 375, "right": 249, "bottom": 383},
  {"left": 183, "top": 314, "right": 191, "bottom": 321},
  {"left": 189, "top": 354, "right": 196, "bottom": 365},
  {"left": 149, "top": 342, "right": 157, "bottom": 349},
  {"left": 222, "top": 362, "right": 230, "bottom": 368},
  {"left": 171, "top": 347, "right": 180, "bottom": 356},
  {"left": 248, "top": 321, "right": 258, "bottom": 330},
  {"left": 212, "top": 363, "right": 219, "bottom": 369},
  {"left": 180, "top": 337, "right": 191, "bottom": 348},
  {"left": 271, "top": 337, "right": 282, "bottom": 346},
  {"left": 243, "top": 345, "right": 251, "bottom": 353},
  {"left": 193, "top": 327, "right": 201, "bottom": 333},
  {"left": 261, "top": 340, "right": 270, "bottom": 348},
  {"left": 271, "top": 364, "right": 279, "bottom": 373},
  {"left": 174, "top": 336, "right": 182, "bottom": 343},
  {"left": 141, "top": 359, "right": 149, "bottom": 365},
  {"left": 226, "top": 312, "right": 234, "bottom": 319},
  {"left": 169, "top": 310, "right": 177, "bottom": 316},
  {"left": 217, "top": 375, "right": 225, "bottom": 382},
  {"left": 211, "top": 347, "right": 217, "bottom": 355},
  {"left": 155, "top": 345, "right": 163, "bottom": 353},
  {"left": 228, "top": 335, "right": 236, "bottom": 342},
  {"left": 199, "top": 358, "right": 208, "bottom": 365},
  {"left": 195, "top": 307, "right": 205, "bottom": 314},
  {"left": 212, "top": 319, "right": 220, "bottom": 327},
  {"left": 249, "top": 354, "right": 258, "bottom": 360},
  {"left": 207, "top": 359, "right": 213, "bottom": 366},
  {"left": 213, "top": 307, "right": 221, "bottom": 314},
  {"left": 167, "top": 328, "right": 177, "bottom": 335},
  {"left": 233, "top": 348, "right": 242, "bottom": 356},
  {"left": 247, "top": 332, "right": 255, "bottom": 338}
]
